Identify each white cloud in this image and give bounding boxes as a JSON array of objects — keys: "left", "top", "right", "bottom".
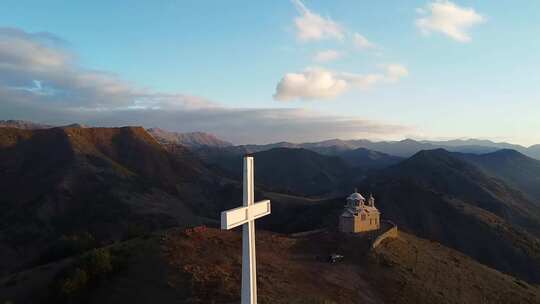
[
  {"left": 384, "top": 64, "right": 409, "bottom": 82},
  {"left": 273, "top": 68, "right": 348, "bottom": 101},
  {"left": 416, "top": 0, "right": 485, "bottom": 42},
  {"left": 338, "top": 72, "right": 384, "bottom": 89},
  {"left": 292, "top": 0, "right": 345, "bottom": 42},
  {"left": 274, "top": 65, "right": 408, "bottom": 101},
  {"left": 313, "top": 49, "right": 343, "bottom": 62},
  {"left": 0, "top": 27, "right": 411, "bottom": 144},
  {"left": 352, "top": 33, "right": 376, "bottom": 50}
]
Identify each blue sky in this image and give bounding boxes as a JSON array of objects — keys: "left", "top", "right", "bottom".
[{"left": 0, "top": 1, "right": 539, "bottom": 145}]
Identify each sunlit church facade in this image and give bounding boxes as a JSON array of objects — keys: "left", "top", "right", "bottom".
[{"left": 339, "top": 190, "right": 380, "bottom": 233}]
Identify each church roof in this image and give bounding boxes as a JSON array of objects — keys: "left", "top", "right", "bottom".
[{"left": 348, "top": 192, "right": 365, "bottom": 201}]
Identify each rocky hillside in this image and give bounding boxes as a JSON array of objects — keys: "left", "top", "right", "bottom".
[
  {"left": 361, "top": 149, "right": 540, "bottom": 282},
  {"left": 192, "top": 146, "right": 400, "bottom": 197},
  {"left": 0, "top": 126, "right": 353, "bottom": 277},
  {"left": 460, "top": 149, "right": 540, "bottom": 202},
  {"left": 0, "top": 126, "right": 232, "bottom": 276},
  {"left": 191, "top": 147, "right": 355, "bottom": 197},
  {"left": 2, "top": 124, "right": 540, "bottom": 302},
  {"left": 251, "top": 148, "right": 352, "bottom": 196},
  {"left": 2, "top": 227, "right": 538, "bottom": 304}
]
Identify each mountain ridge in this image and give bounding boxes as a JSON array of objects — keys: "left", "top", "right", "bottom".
[
  {"left": 459, "top": 149, "right": 540, "bottom": 202},
  {"left": 0, "top": 126, "right": 230, "bottom": 275},
  {"left": 147, "top": 128, "right": 233, "bottom": 148},
  {"left": 360, "top": 148, "right": 540, "bottom": 282},
  {"left": 2, "top": 120, "right": 539, "bottom": 159}
]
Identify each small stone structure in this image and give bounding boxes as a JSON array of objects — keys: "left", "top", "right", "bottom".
[
  {"left": 339, "top": 190, "right": 380, "bottom": 233},
  {"left": 371, "top": 221, "right": 398, "bottom": 249}
]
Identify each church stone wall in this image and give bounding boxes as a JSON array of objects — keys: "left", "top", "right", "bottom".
[
  {"left": 355, "top": 216, "right": 379, "bottom": 232},
  {"left": 352, "top": 213, "right": 379, "bottom": 232},
  {"left": 340, "top": 213, "right": 380, "bottom": 233},
  {"left": 339, "top": 216, "right": 355, "bottom": 233}
]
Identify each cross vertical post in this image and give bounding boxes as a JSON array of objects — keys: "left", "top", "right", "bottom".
[
  {"left": 220, "top": 156, "right": 271, "bottom": 304},
  {"left": 242, "top": 156, "right": 256, "bottom": 304}
]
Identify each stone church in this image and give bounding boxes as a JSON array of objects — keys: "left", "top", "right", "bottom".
[{"left": 339, "top": 190, "right": 380, "bottom": 233}]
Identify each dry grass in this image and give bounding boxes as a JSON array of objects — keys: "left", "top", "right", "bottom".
[{"left": 2, "top": 226, "right": 539, "bottom": 304}]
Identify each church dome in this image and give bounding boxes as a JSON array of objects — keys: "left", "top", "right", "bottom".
[{"left": 348, "top": 192, "right": 365, "bottom": 201}]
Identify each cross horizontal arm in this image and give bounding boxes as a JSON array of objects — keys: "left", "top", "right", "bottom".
[{"left": 221, "top": 200, "right": 271, "bottom": 230}]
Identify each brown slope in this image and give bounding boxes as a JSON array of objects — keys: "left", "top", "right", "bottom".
[
  {"left": 0, "top": 126, "right": 206, "bottom": 206},
  {"left": 4, "top": 227, "right": 539, "bottom": 304},
  {"left": 0, "top": 126, "right": 222, "bottom": 275},
  {"left": 164, "top": 228, "right": 540, "bottom": 304},
  {"left": 382, "top": 149, "right": 540, "bottom": 224},
  {"left": 62, "top": 126, "right": 205, "bottom": 187},
  {"left": 459, "top": 149, "right": 540, "bottom": 203},
  {"left": 361, "top": 149, "right": 540, "bottom": 283},
  {"left": 370, "top": 232, "right": 540, "bottom": 304}
]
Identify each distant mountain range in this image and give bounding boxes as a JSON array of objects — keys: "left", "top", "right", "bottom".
[
  {"left": 185, "top": 134, "right": 540, "bottom": 161},
  {"left": 236, "top": 138, "right": 540, "bottom": 160},
  {"left": 337, "top": 147, "right": 402, "bottom": 168},
  {"left": 2, "top": 120, "right": 539, "bottom": 159}
]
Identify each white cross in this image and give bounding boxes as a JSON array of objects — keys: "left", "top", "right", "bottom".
[{"left": 220, "top": 156, "right": 271, "bottom": 304}]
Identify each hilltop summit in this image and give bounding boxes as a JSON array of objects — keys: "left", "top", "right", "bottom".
[
  {"left": 147, "top": 128, "right": 232, "bottom": 148},
  {"left": 0, "top": 120, "right": 53, "bottom": 130}
]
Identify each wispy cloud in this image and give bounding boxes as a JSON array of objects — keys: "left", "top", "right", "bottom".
[
  {"left": 0, "top": 28, "right": 216, "bottom": 111},
  {"left": 352, "top": 33, "right": 376, "bottom": 50},
  {"left": 384, "top": 64, "right": 409, "bottom": 82},
  {"left": 291, "top": 0, "right": 345, "bottom": 42},
  {"left": 290, "top": 0, "right": 379, "bottom": 53},
  {"left": 273, "top": 65, "right": 408, "bottom": 101},
  {"left": 416, "top": 0, "right": 485, "bottom": 42},
  {"left": 0, "top": 27, "right": 410, "bottom": 144},
  {"left": 313, "top": 49, "right": 344, "bottom": 62}
]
